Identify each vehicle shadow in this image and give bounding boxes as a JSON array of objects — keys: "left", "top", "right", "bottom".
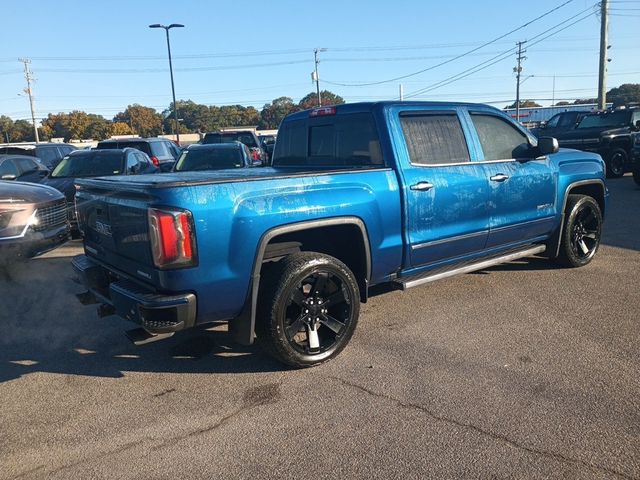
[
  {"left": 599, "top": 176, "right": 640, "bottom": 252},
  {"left": 0, "top": 255, "right": 286, "bottom": 384},
  {"left": 472, "top": 255, "right": 558, "bottom": 273}
]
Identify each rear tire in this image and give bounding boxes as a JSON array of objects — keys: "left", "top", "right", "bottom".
[
  {"left": 555, "top": 194, "right": 602, "bottom": 268},
  {"left": 606, "top": 148, "right": 627, "bottom": 178},
  {"left": 256, "top": 252, "right": 360, "bottom": 368}
]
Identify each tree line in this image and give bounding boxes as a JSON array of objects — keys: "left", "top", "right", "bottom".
[
  {"left": 0, "top": 91, "right": 345, "bottom": 143},
  {"left": 2, "top": 84, "right": 638, "bottom": 143},
  {"left": 505, "top": 83, "right": 640, "bottom": 109}
]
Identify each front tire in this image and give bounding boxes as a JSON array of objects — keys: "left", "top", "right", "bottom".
[
  {"left": 555, "top": 194, "right": 602, "bottom": 268},
  {"left": 257, "top": 252, "right": 360, "bottom": 368},
  {"left": 606, "top": 148, "right": 627, "bottom": 178},
  {"left": 633, "top": 165, "right": 640, "bottom": 186}
]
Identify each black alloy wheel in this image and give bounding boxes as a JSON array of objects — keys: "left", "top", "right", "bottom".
[
  {"left": 283, "top": 270, "right": 353, "bottom": 355},
  {"left": 607, "top": 148, "right": 627, "bottom": 178},
  {"left": 257, "top": 252, "right": 360, "bottom": 367},
  {"left": 569, "top": 203, "right": 600, "bottom": 261},
  {"left": 556, "top": 194, "right": 602, "bottom": 268}
]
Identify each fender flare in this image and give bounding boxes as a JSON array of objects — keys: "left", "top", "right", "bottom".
[
  {"left": 547, "top": 179, "right": 606, "bottom": 258},
  {"left": 229, "top": 216, "right": 372, "bottom": 345}
]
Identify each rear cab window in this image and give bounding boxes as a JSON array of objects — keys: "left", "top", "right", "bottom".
[{"left": 272, "top": 112, "right": 384, "bottom": 168}]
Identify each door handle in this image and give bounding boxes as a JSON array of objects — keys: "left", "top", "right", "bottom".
[
  {"left": 490, "top": 174, "right": 509, "bottom": 182},
  {"left": 410, "top": 181, "right": 434, "bottom": 191}
]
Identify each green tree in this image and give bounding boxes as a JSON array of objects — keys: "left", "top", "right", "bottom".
[
  {"left": 0, "top": 115, "right": 14, "bottom": 142},
  {"left": 110, "top": 122, "right": 133, "bottom": 136},
  {"left": 84, "top": 114, "right": 112, "bottom": 140},
  {"left": 113, "top": 104, "right": 163, "bottom": 137},
  {"left": 607, "top": 84, "right": 640, "bottom": 107},
  {"left": 41, "top": 113, "right": 71, "bottom": 140},
  {"left": 258, "top": 97, "right": 300, "bottom": 129},
  {"left": 163, "top": 100, "right": 211, "bottom": 133},
  {"left": 505, "top": 100, "right": 542, "bottom": 109},
  {"left": 572, "top": 98, "right": 597, "bottom": 105},
  {"left": 298, "top": 91, "right": 345, "bottom": 110},
  {"left": 11, "top": 120, "right": 36, "bottom": 142}
]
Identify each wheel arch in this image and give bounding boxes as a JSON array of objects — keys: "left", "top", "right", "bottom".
[
  {"left": 229, "top": 216, "right": 372, "bottom": 345},
  {"left": 547, "top": 179, "right": 606, "bottom": 258}
]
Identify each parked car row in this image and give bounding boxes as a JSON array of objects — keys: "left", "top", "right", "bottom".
[
  {"left": 0, "top": 134, "right": 276, "bottom": 261},
  {"left": 0, "top": 142, "right": 77, "bottom": 169}
]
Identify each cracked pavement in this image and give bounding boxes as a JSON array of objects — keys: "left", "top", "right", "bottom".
[{"left": 1, "top": 177, "right": 639, "bottom": 479}]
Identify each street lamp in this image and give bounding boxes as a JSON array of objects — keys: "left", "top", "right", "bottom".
[{"left": 149, "top": 23, "right": 184, "bottom": 144}]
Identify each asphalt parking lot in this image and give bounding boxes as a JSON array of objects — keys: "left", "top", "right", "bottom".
[{"left": 1, "top": 177, "right": 638, "bottom": 480}]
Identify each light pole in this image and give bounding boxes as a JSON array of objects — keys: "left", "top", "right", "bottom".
[{"left": 149, "top": 23, "right": 184, "bottom": 144}]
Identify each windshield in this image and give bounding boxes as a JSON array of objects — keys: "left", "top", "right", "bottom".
[
  {"left": 174, "top": 148, "right": 243, "bottom": 171},
  {"left": 203, "top": 133, "right": 258, "bottom": 148},
  {"left": 50, "top": 152, "right": 122, "bottom": 178},
  {"left": 577, "top": 111, "right": 630, "bottom": 129}
]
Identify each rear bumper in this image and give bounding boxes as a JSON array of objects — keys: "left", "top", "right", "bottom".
[
  {"left": 0, "top": 223, "right": 70, "bottom": 259},
  {"left": 72, "top": 254, "right": 196, "bottom": 334}
]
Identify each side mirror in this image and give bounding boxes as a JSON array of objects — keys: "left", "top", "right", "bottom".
[
  {"left": 635, "top": 120, "right": 640, "bottom": 131},
  {"left": 537, "top": 137, "right": 559, "bottom": 156},
  {"left": 1, "top": 174, "right": 17, "bottom": 180}
]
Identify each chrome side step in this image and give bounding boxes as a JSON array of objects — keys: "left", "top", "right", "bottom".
[{"left": 396, "top": 244, "right": 546, "bottom": 291}]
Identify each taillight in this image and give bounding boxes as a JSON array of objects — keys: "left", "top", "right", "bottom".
[
  {"left": 148, "top": 208, "right": 197, "bottom": 268},
  {"left": 150, "top": 156, "right": 160, "bottom": 166}
]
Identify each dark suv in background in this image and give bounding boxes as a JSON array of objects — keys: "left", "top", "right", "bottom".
[
  {"left": 0, "top": 143, "right": 77, "bottom": 170},
  {"left": 531, "top": 111, "right": 587, "bottom": 138},
  {"left": 554, "top": 107, "right": 640, "bottom": 177},
  {"left": 96, "top": 137, "right": 181, "bottom": 171},
  {"left": 202, "top": 130, "right": 265, "bottom": 163}
]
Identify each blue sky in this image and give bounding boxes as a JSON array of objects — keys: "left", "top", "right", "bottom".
[{"left": 1, "top": 0, "right": 638, "bottom": 122}]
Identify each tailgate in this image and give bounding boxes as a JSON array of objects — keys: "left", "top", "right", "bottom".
[{"left": 76, "top": 180, "right": 156, "bottom": 272}]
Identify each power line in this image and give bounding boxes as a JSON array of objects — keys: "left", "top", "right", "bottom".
[
  {"left": 404, "top": 8, "right": 597, "bottom": 99},
  {"left": 323, "top": 0, "right": 577, "bottom": 87}
]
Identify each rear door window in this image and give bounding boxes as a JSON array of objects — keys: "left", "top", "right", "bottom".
[
  {"left": 36, "top": 147, "right": 59, "bottom": 165},
  {"left": 470, "top": 114, "right": 530, "bottom": 160},
  {"left": 125, "top": 153, "right": 141, "bottom": 174},
  {"left": 14, "top": 157, "right": 39, "bottom": 173},
  {"left": 0, "top": 159, "right": 19, "bottom": 177},
  {"left": 150, "top": 142, "right": 171, "bottom": 158},
  {"left": 399, "top": 113, "right": 470, "bottom": 166}
]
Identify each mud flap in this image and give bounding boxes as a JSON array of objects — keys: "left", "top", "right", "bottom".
[{"left": 229, "top": 273, "right": 260, "bottom": 346}]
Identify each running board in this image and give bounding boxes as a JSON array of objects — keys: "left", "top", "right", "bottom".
[{"left": 395, "top": 244, "right": 546, "bottom": 291}]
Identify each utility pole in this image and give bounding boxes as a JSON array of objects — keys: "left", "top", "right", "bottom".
[
  {"left": 597, "top": 0, "right": 609, "bottom": 110},
  {"left": 514, "top": 41, "right": 527, "bottom": 124},
  {"left": 313, "top": 48, "right": 326, "bottom": 107},
  {"left": 399, "top": 84, "right": 404, "bottom": 101},
  {"left": 18, "top": 58, "right": 39, "bottom": 143}
]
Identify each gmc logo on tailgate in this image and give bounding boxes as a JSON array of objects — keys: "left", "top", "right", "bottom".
[{"left": 94, "top": 221, "right": 113, "bottom": 237}]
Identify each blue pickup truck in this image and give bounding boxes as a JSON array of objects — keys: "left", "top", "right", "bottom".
[{"left": 73, "top": 102, "right": 608, "bottom": 367}]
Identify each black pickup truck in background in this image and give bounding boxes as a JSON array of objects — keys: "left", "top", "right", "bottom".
[
  {"left": 530, "top": 111, "right": 587, "bottom": 139},
  {"left": 554, "top": 107, "right": 640, "bottom": 178}
]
